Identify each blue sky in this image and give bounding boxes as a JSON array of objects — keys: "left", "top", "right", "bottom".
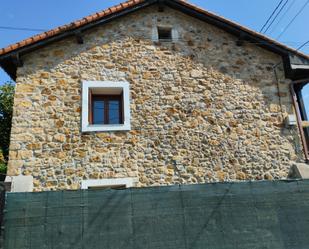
[{"left": 0, "top": 0, "right": 308, "bottom": 111}]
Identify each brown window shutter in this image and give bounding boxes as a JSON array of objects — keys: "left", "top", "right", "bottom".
[{"left": 88, "top": 89, "right": 93, "bottom": 124}]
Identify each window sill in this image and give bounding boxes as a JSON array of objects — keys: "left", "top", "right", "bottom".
[{"left": 82, "top": 123, "right": 131, "bottom": 132}]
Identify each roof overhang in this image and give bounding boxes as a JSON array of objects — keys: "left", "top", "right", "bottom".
[
  {"left": 0, "top": 0, "right": 309, "bottom": 81},
  {"left": 283, "top": 54, "right": 309, "bottom": 81}
]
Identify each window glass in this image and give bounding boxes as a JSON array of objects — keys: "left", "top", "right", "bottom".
[
  {"left": 301, "top": 84, "right": 309, "bottom": 120},
  {"left": 93, "top": 100, "right": 105, "bottom": 124},
  {"left": 299, "top": 83, "right": 309, "bottom": 151},
  {"left": 109, "top": 100, "right": 121, "bottom": 124},
  {"left": 91, "top": 96, "right": 122, "bottom": 125}
]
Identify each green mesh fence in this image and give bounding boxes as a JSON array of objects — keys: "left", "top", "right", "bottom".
[{"left": 3, "top": 180, "right": 309, "bottom": 249}]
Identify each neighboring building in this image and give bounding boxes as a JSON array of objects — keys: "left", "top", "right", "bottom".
[{"left": 0, "top": 0, "right": 309, "bottom": 192}]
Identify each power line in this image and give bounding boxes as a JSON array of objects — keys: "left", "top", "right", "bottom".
[
  {"left": 263, "top": 0, "right": 289, "bottom": 34},
  {"left": 0, "top": 26, "right": 46, "bottom": 32},
  {"left": 269, "top": 0, "right": 297, "bottom": 35},
  {"left": 260, "top": 0, "right": 285, "bottom": 33},
  {"left": 297, "top": 40, "right": 309, "bottom": 51},
  {"left": 277, "top": 0, "right": 309, "bottom": 39}
]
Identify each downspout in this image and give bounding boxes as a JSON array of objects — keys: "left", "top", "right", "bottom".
[
  {"left": 290, "top": 82, "right": 309, "bottom": 162},
  {"left": 273, "top": 62, "right": 284, "bottom": 122},
  {"left": 273, "top": 59, "right": 309, "bottom": 162}
]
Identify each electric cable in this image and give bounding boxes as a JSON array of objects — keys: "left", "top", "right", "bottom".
[
  {"left": 0, "top": 26, "right": 46, "bottom": 32},
  {"left": 260, "top": 0, "right": 285, "bottom": 33},
  {"left": 263, "top": 0, "right": 289, "bottom": 34},
  {"left": 297, "top": 40, "right": 309, "bottom": 51},
  {"left": 269, "top": 0, "right": 297, "bottom": 35},
  {"left": 277, "top": 0, "right": 309, "bottom": 39}
]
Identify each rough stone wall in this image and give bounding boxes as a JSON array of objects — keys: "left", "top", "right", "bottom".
[{"left": 8, "top": 5, "right": 303, "bottom": 191}]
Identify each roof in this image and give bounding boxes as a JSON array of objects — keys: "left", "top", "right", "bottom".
[
  {"left": 0, "top": 0, "right": 308, "bottom": 80},
  {"left": 0, "top": 0, "right": 144, "bottom": 57},
  {"left": 4, "top": 180, "right": 309, "bottom": 248},
  {"left": 0, "top": 0, "right": 308, "bottom": 60}
]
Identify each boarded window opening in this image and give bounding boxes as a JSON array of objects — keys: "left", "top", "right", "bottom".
[
  {"left": 88, "top": 185, "right": 126, "bottom": 190},
  {"left": 158, "top": 27, "right": 172, "bottom": 41}
]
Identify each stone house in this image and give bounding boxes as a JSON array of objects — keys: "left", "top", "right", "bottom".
[{"left": 0, "top": 0, "right": 309, "bottom": 192}]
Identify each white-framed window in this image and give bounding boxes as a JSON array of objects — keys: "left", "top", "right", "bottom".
[
  {"left": 82, "top": 81, "right": 131, "bottom": 132},
  {"left": 81, "top": 178, "right": 138, "bottom": 190}
]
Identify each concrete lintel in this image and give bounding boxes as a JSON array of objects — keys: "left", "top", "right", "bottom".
[
  {"left": 289, "top": 163, "right": 309, "bottom": 179},
  {"left": 5, "top": 175, "right": 33, "bottom": 192},
  {"left": 81, "top": 177, "right": 139, "bottom": 189}
]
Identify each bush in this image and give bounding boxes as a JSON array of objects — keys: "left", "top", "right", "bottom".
[
  {"left": 0, "top": 82, "right": 14, "bottom": 161},
  {"left": 0, "top": 149, "right": 6, "bottom": 181},
  {"left": 0, "top": 162, "right": 6, "bottom": 181},
  {"left": 0, "top": 149, "right": 4, "bottom": 162},
  {"left": 0, "top": 162, "right": 6, "bottom": 175}
]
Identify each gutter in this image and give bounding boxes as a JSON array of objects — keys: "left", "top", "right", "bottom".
[
  {"left": 291, "top": 64, "right": 309, "bottom": 70},
  {"left": 273, "top": 63, "right": 309, "bottom": 162}
]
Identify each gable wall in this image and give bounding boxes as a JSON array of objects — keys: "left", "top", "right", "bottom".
[{"left": 8, "top": 5, "right": 303, "bottom": 191}]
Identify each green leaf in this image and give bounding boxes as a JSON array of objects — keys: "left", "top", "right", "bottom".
[{"left": 0, "top": 81, "right": 15, "bottom": 160}]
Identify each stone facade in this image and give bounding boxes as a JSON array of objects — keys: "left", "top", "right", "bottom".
[{"left": 7, "top": 5, "right": 304, "bottom": 191}]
